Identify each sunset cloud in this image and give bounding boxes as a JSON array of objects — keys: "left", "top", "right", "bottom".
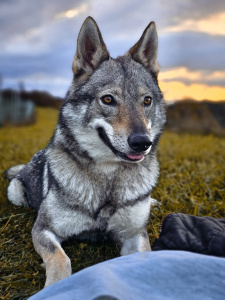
[
  {"left": 163, "top": 12, "right": 225, "bottom": 36},
  {"left": 55, "top": 4, "right": 88, "bottom": 19},
  {"left": 0, "top": 0, "right": 225, "bottom": 101},
  {"left": 159, "top": 68, "right": 225, "bottom": 85},
  {"left": 159, "top": 64, "right": 225, "bottom": 102},
  {"left": 159, "top": 68, "right": 202, "bottom": 81},
  {"left": 159, "top": 81, "right": 225, "bottom": 102}
]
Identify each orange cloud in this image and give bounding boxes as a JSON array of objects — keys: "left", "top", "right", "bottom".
[
  {"left": 159, "top": 68, "right": 201, "bottom": 81},
  {"left": 159, "top": 67, "right": 225, "bottom": 82},
  {"left": 162, "top": 12, "right": 225, "bottom": 36},
  {"left": 55, "top": 4, "right": 88, "bottom": 19},
  {"left": 159, "top": 81, "right": 225, "bottom": 101}
]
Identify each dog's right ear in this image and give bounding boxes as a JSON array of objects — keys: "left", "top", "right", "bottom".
[{"left": 72, "top": 17, "right": 110, "bottom": 76}]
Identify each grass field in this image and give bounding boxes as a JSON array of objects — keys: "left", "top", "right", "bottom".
[{"left": 0, "top": 107, "right": 225, "bottom": 299}]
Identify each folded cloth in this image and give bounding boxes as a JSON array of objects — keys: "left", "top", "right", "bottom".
[
  {"left": 152, "top": 213, "right": 225, "bottom": 256},
  {"left": 28, "top": 251, "right": 225, "bottom": 300}
]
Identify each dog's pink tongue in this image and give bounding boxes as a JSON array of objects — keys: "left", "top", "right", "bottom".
[{"left": 126, "top": 154, "right": 143, "bottom": 160}]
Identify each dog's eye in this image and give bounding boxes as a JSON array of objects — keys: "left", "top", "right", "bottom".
[
  {"left": 101, "top": 95, "right": 114, "bottom": 105},
  {"left": 144, "top": 96, "right": 152, "bottom": 106}
]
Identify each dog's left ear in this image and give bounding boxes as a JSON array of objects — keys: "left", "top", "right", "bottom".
[
  {"left": 72, "top": 17, "right": 110, "bottom": 76},
  {"left": 126, "top": 22, "right": 159, "bottom": 77}
]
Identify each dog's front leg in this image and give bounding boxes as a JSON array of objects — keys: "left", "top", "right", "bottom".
[
  {"left": 108, "top": 197, "right": 151, "bottom": 256},
  {"left": 32, "top": 222, "right": 72, "bottom": 287},
  {"left": 120, "top": 231, "right": 151, "bottom": 256}
]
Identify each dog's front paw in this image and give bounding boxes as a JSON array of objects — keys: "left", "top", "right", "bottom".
[
  {"left": 44, "top": 252, "right": 72, "bottom": 287},
  {"left": 120, "top": 232, "right": 151, "bottom": 256}
]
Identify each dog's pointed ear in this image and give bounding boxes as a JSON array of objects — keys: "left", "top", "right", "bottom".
[
  {"left": 126, "top": 21, "right": 159, "bottom": 77},
  {"left": 72, "top": 17, "right": 110, "bottom": 76}
]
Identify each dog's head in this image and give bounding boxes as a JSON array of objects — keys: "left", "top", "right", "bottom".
[{"left": 61, "top": 17, "right": 166, "bottom": 164}]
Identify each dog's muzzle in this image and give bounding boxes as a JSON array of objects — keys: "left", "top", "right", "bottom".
[{"left": 97, "top": 127, "right": 151, "bottom": 162}]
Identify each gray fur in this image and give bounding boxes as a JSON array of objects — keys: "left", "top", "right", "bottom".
[
  {"left": 5, "top": 164, "right": 25, "bottom": 180},
  {"left": 6, "top": 17, "right": 166, "bottom": 287}
]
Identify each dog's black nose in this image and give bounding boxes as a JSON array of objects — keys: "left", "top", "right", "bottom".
[{"left": 128, "top": 134, "right": 152, "bottom": 152}]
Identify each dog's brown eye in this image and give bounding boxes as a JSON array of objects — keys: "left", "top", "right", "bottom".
[
  {"left": 144, "top": 96, "right": 152, "bottom": 106},
  {"left": 102, "top": 95, "right": 113, "bottom": 104}
]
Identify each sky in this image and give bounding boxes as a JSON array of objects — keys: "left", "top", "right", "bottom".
[{"left": 0, "top": 0, "right": 225, "bottom": 102}]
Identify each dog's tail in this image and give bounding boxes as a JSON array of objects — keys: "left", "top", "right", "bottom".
[{"left": 5, "top": 164, "right": 25, "bottom": 181}]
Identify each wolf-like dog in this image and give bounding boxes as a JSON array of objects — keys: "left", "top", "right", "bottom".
[{"left": 6, "top": 17, "right": 166, "bottom": 287}]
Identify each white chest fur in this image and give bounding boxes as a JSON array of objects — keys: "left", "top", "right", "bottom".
[{"left": 44, "top": 147, "right": 157, "bottom": 239}]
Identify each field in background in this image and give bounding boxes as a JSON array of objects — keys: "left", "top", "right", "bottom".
[{"left": 0, "top": 108, "right": 225, "bottom": 299}]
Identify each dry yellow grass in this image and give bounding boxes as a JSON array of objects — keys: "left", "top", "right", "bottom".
[{"left": 0, "top": 107, "right": 225, "bottom": 299}]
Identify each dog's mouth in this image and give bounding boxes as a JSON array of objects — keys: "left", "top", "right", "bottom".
[
  {"left": 126, "top": 153, "right": 144, "bottom": 160},
  {"left": 97, "top": 127, "right": 145, "bottom": 162}
]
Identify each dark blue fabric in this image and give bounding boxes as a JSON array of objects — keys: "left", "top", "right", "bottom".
[
  {"left": 29, "top": 250, "right": 225, "bottom": 300},
  {"left": 152, "top": 213, "right": 225, "bottom": 256}
]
